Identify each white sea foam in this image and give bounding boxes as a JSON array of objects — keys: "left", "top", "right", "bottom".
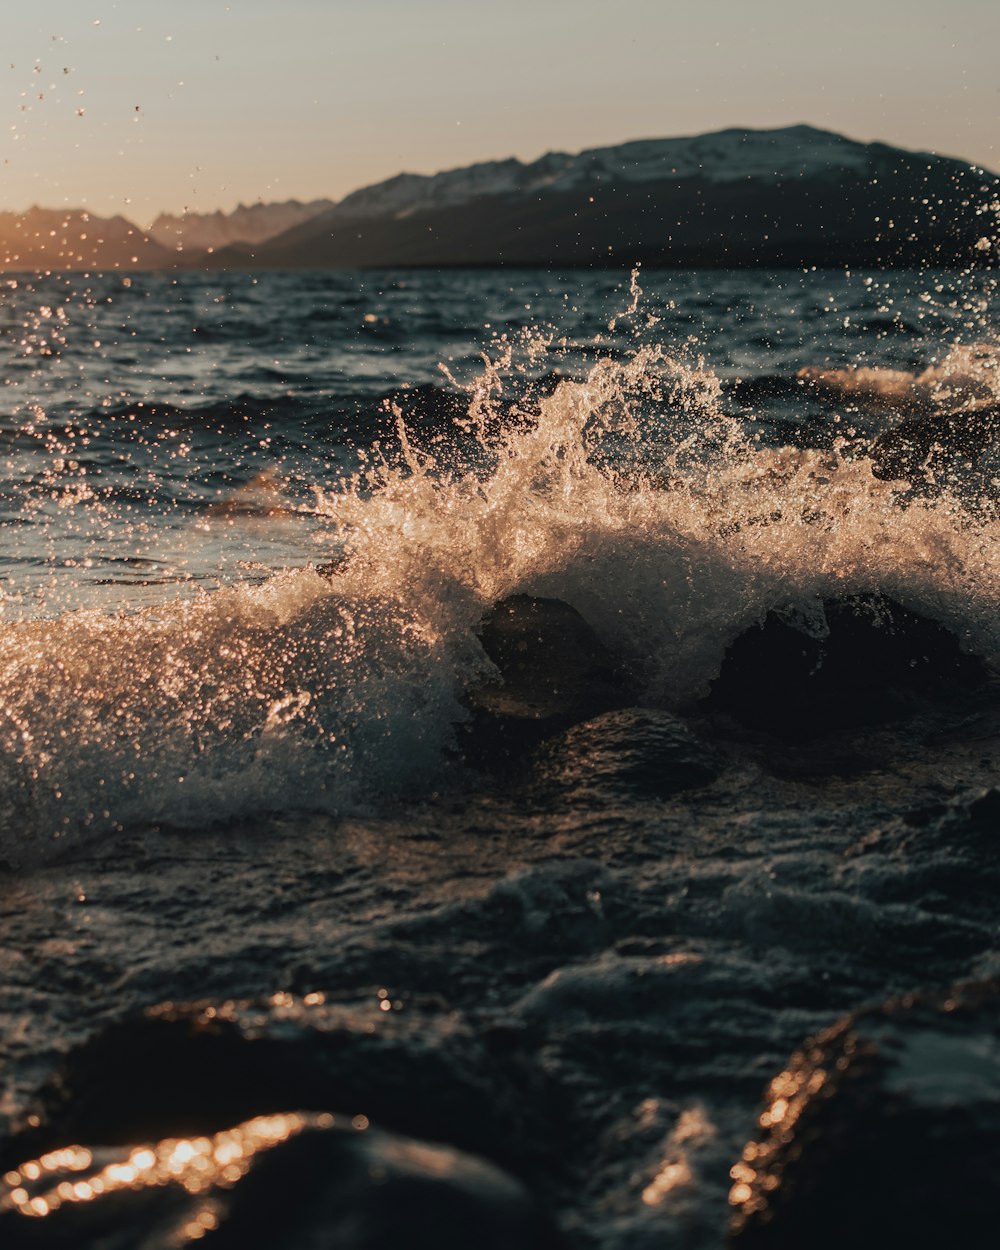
[
  {"left": 799, "top": 342, "right": 1000, "bottom": 415},
  {"left": 3, "top": 316, "right": 1000, "bottom": 862}
]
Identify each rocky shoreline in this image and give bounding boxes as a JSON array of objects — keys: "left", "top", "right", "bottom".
[{"left": 3, "top": 592, "right": 999, "bottom": 1247}]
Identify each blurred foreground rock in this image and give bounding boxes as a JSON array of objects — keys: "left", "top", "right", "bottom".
[
  {"left": 0, "top": 1116, "right": 559, "bottom": 1250},
  {"left": 728, "top": 978, "right": 1000, "bottom": 1248},
  {"left": 0, "top": 1000, "right": 566, "bottom": 1250}
]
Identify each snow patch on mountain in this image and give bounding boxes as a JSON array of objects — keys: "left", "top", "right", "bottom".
[{"left": 330, "top": 126, "right": 915, "bottom": 222}]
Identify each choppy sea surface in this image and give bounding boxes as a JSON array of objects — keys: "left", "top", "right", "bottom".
[{"left": 2, "top": 266, "right": 1000, "bottom": 1248}]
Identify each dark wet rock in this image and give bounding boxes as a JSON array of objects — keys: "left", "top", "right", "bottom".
[
  {"left": 0, "top": 1178, "right": 193, "bottom": 1250},
  {"left": 728, "top": 978, "right": 1000, "bottom": 1249},
  {"left": 217, "top": 1121, "right": 560, "bottom": 1250},
  {"left": 0, "top": 997, "right": 572, "bottom": 1249},
  {"left": 0, "top": 1115, "right": 563, "bottom": 1250},
  {"left": 463, "top": 595, "right": 630, "bottom": 766},
  {"left": 706, "top": 593, "right": 987, "bottom": 738},
  {"left": 0, "top": 999, "right": 553, "bottom": 1182},
  {"left": 476, "top": 595, "right": 623, "bottom": 717},
  {"left": 965, "top": 786, "right": 1000, "bottom": 828},
  {"left": 531, "top": 707, "right": 721, "bottom": 799},
  {"left": 870, "top": 404, "right": 998, "bottom": 487}
]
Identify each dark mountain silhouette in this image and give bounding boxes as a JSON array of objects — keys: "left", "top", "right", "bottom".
[
  {"left": 199, "top": 125, "right": 1000, "bottom": 270},
  {"left": 1, "top": 127, "right": 996, "bottom": 272}
]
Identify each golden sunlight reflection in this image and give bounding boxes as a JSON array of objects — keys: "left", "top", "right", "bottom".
[
  {"left": 641, "top": 1158, "right": 693, "bottom": 1206},
  {"left": 0, "top": 1112, "right": 338, "bottom": 1226},
  {"left": 641, "top": 1104, "right": 714, "bottom": 1207},
  {"left": 727, "top": 1030, "right": 850, "bottom": 1226}
]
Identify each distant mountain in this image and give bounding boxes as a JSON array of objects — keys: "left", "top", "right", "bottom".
[
  {"left": 2, "top": 127, "right": 996, "bottom": 273},
  {"left": 331, "top": 125, "right": 876, "bottom": 218},
  {"left": 148, "top": 199, "right": 336, "bottom": 253},
  {"left": 202, "top": 125, "right": 1000, "bottom": 270},
  {"left": 0, "top": 207, "right": 171, "bottom": 272}
]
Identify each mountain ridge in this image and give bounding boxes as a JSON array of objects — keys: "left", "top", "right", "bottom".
[
  {"left": 1, "top": 126, "right": 996, "bottom": 271},
  {"left": 0, "top": 207, "right": 172, "bottom": 272},
  {"left": 148, "top": 198, "right": 337, "bottom": 253},
  {"left": 328, "top": 125, "right": 884, "bottom": 221},
  {"left": 201, "top": 125, "right": 1000, "bottom": 271}
]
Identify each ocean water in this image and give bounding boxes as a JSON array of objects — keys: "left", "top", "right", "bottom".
[{"left": 2, "top": 265, "right": 1000, "bottom": 1247}]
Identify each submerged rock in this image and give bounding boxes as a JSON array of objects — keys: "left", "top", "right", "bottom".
[
  {"left": 2, "top": 1000, "right": 542, "bottom": 1176},
  {"left": 0, "top": 1115, "right": 560, "bottom": 1250},
  {"left": 531, "top": 707, "right": 721, "bottom": 800},
  {"left": 215, "top": 1120, "right": 558, "bottom": 1250},
  {"left": 870, "top": 404, "right": 998, "bottom": 487},
  {"left": 0, "top": 1000, "right": 565, "bottom": 1248},
  {"left": 706, "top": 594, "right": 987, "bottom": 737},
  {"left": 463, "top": 595, "right": 630, "bottom": 766},
  {"left": 728, "top": 979, "right": 1000, "bottom": 1248}
]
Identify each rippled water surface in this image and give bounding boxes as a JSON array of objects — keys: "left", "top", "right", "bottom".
[{"left": 2, "top": 266, "right": 1000, "bottom": 1248}]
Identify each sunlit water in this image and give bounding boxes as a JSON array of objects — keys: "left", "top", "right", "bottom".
[{"left": 2, "top": 266, "right": 1000, "bottom": 1248}]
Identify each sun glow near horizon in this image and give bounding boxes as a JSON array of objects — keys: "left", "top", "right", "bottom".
[{"left": 0, "top": 0, "right": 996, "bottom": 224}]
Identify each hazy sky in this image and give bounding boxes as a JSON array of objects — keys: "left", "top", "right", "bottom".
[{"left": 2, "top": 0, "right": 998, "bottom": 223}]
